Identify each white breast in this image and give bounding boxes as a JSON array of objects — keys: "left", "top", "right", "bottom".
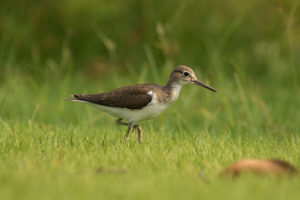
[{"left": 169, "top": 84, "right": 182, "bottom": 102}]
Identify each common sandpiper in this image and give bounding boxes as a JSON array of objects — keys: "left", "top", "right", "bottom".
[{"left": 66, "top": 65, "right": 216, "bottom": 143}]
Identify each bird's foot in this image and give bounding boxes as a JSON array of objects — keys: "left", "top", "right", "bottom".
[{"left": 124, "top": 135, "right": 129, "bottom": 143}]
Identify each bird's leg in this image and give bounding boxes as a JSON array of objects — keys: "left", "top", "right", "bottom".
[
  {"left": 117, "top": 119, "right": 135, "bottom": 143},
  {"left": 133, "top": 125, "right": 138, "bottom": 138},
  {"left": 136, "top": 125, "right": 143, "bottom": 143},
  {"left": 124, "top": 122, "right": 133, "bottom": 142},
  {"left": 132, "top": 125, "right": 142, "bottom": 143},
  {"left": 116, "top": 118, "right": 128, "bottom": 126}
]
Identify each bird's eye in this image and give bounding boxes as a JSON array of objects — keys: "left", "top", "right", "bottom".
[{"left": 183, "top": 72, "right": 189, "bottom": 77}]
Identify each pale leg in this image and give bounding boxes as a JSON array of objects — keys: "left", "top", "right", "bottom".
[
  {"left": 124, "top": 122, "right": 133, "bottom": 142},
  {"left": 135, "top": 125, "right": 143, "bottom": 143}
]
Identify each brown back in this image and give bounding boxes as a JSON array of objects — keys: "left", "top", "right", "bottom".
[{"left": 73, "top": 84, "right": 164, "bottom": 109}]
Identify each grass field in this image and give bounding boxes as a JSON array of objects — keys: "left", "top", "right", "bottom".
[
  {"left": 1, "top": 62, "right": 300, "bottom": 200},
  {"left": 1, "top": 0, "right": 300, "bottom": 199}
]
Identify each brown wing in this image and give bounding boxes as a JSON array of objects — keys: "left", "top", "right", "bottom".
[{"left": 72, "top": 84, "right": 155, "bottom": 109}]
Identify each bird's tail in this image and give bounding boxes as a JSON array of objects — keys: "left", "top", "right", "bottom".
[{"left": 64, "top": 95, "right": 84, "bottom": 102}]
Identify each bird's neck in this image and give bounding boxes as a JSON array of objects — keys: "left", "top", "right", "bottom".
[{"left": 164, "top": 80, "right": 183, "bottom": 102}]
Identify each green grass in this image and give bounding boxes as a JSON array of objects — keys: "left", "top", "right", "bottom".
[
  {"left": 0, "top": 62, "right": 300, "bottom": 200},
  {"left": 1, "top": 121, "right": 300, "bottom": 200}
]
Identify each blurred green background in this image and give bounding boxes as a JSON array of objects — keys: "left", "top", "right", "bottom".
[
  {"left": 1, "top": 0, "right": 299, "bottom": 80},
  {"left": 1, "top": 0, "right": 300, "bottom": 129}
]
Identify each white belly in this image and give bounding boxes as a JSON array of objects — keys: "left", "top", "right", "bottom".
[{"left": 91, "top": 102, "right": 169, "bottom": 123}]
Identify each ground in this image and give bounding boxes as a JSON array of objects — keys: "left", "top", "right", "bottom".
[{"left": 0, "top": 65, "right": 299, "bottom": 200}]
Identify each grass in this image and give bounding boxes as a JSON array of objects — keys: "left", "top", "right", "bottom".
[
  {"left": 0, "top": 61, "right": 300, "bottom": 200},
  {"left": 1, "top": 120, "right": 300, "bottom": 200}
]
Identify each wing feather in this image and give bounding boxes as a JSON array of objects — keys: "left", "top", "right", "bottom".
[{"left": 72, "top": 85, "right": 155, "bottom": 109}]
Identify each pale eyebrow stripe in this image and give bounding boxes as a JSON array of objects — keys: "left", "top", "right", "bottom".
[{"left": 174, "top": 70, "right": 183, "bottom": 73}]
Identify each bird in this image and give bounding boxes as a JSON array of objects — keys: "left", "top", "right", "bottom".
[{"left": 65, "top": 65, "right": 216, "bottom": 143}]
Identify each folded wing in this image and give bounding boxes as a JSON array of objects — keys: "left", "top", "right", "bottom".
[{"left": 72, "top": 85, "right": 154, "bottom": 109}]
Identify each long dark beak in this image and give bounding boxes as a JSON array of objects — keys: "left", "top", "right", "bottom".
[{"left": 193, "top": 80, "right": 217, "bottom": 92}]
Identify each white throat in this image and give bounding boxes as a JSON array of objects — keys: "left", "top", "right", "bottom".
[{"left": 169, "top": 83, "right": 183, "bottom": 102}]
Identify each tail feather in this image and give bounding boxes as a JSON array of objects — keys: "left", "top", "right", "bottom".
[
  {"left": 64, "top": 95, "right": 84, "bottom": 102},
  {"left": 65, "top": 94, "right": 103, "bottom": 104}
]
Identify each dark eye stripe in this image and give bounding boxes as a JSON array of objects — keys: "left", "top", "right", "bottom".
[{"left": 173, "top": 69, "right": 191, "bottom": 76}]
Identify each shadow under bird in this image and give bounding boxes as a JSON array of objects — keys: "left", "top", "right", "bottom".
[{"left": 65, "top": 65, "right": 216, "bottom": 143}]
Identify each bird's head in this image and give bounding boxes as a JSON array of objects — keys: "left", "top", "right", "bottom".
[{"left": 168, "top": 65, "right": 216, "bottom": 92}]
